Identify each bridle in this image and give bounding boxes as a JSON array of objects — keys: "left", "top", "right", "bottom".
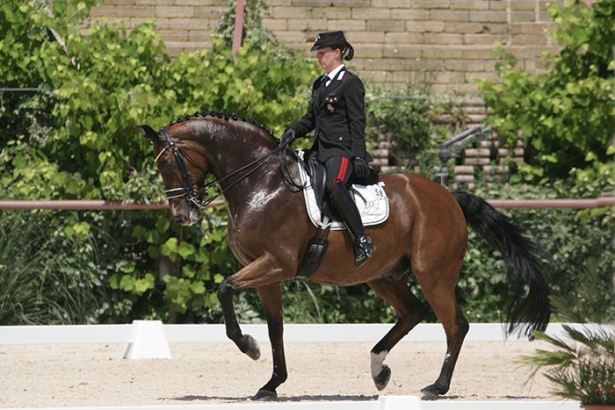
[{"left": 155, "top": 128, "right": 289, "bottom": 209}]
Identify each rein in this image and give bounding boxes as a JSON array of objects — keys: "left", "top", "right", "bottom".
[
  {"left": 278, "top": 146, "right": 307, "bottom": 192},
  {"left": 156, "top": 128, "right": 288, "bottom": 209}
]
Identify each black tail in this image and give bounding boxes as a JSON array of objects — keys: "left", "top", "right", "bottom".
[{"left": 453, "top": 191, "right": 551, "bottom": 338}]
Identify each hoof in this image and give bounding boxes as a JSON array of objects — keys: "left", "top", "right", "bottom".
[
  {"left": 241, "top": 334, "right": 260, "bottom": 360},
  {"left": 373, "top": 364, "right": 391, "bottom": 391},
  {"left": 252, "top": 389, "right": 277, "bottom": 401},
  {"left": 420, "top": 384, "right": 446, "bottom": 400}
]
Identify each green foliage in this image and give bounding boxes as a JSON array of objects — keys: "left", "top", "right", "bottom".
[
  {"left": 365, "top": 86, "right": 466, "bottom": 178},
  {"left": 0, "top": 211, "right": 104, "bottom": 324},
  {"left": 467, "top": 180, "right": 615, "bottom": 323},
  {"left": 0, "top": 0, "right": 319, "bottom": 323},
  {"left": 521, "top": 325, "right": 615, "bottom": 405},
  {"left": 476, "top": 0, "right": 615, "bottom": 181},
  {"left": 167, "top": 38, "right": 317, "bottom": 136},
  {"left": 214, "top": 0, "right": 277, "bottom": 51},
  {"left": 126, "top": 204, "right": 239, "bottom": 319},
  {"left": 1, "top": 0, "right": 317, "bottom": 198},
  {"left": 550, "top": 257, "right": 613, "bottom": 323},
  {"left": 282, "top": 282, "right": 396, "bottom": 324}
]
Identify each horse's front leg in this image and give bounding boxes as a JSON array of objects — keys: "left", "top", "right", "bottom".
[
  {"left": 217, "top": 276, "right": 260, "bottom": 361},
  {"left": 252, "top": 283, "right": 286, "bottom": 401},
  {"left": 216, "top": 255, "right": 290, "bottom": 400}
]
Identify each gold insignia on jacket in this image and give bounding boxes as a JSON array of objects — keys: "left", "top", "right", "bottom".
[{"left": 325, "top": 94, "right": 338, "bottom": 114}]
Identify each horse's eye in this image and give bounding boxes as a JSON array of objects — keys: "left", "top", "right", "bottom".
[{"left": 162, "top": 159, "right": 175, "bottom": 172}]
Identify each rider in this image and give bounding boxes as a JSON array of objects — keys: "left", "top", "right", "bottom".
[{"left": 279, "top": 31, "right": 376, "bottom": 267}]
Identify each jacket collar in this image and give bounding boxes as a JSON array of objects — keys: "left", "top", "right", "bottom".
[
  {"left": 324, "top": 64, "right": 345, "bottom": 83},
  {"left": 319, "top": 66, "right": 347, "bottom": 101}
]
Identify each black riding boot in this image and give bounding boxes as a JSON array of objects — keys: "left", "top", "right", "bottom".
[{"left": 331, "top": 181, "right": 376, "bottom": 267}]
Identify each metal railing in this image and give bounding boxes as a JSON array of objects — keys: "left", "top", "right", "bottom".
[
  {"left": 0, "top": 200, "right": 224, "bottom": 210},
  {"left": 0, "top": 198, "right": 612, "bottom": 210}
]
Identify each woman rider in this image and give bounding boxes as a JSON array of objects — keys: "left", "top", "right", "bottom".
[{"left": 279, "top": 31, "right": 376, "bottom": 267}]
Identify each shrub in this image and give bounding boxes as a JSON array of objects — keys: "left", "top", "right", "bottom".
[
  {"left": 0, "top": 211, "right": 104, "bottom": 324},
  {"left": 476, "top": 0, "right": 615, "bottom": 182}
]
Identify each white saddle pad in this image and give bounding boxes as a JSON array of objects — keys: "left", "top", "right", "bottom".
[{"left": 297, "top": 153, "right": 389, "bottom": 230}]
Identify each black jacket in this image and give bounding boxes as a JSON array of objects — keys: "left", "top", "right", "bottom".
[{"left": 289, "top": 67, "right": 372, "bottom": 163}]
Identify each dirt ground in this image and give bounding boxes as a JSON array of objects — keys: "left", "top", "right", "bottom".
[{"left": 0, "top": 340, "right": 559, "bottom": 408}]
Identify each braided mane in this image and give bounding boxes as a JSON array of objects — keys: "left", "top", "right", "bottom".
[{"left": 167, "top": 111, "right": 276, "bottom": 139}]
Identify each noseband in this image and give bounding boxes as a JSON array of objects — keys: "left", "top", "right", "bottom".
[
  {"left": 155, "top": 128, "right": 287, "bottom": 209},
  {"left": 154, "top": 128, "right": 206, "bottom": 207}
]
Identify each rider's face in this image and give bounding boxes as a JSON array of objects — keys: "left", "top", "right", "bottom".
[{"left": 316, "top": 47, "right": 341, "bottom": 73}]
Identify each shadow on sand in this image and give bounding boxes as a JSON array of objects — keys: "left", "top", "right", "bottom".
[{"left": 169, "top": 394, "right": 378, "bottom": 403}]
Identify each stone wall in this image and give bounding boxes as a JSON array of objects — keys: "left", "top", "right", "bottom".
[
  {"left": 84, "top": 0, "right": 229, "bottom": 54},
  {"left": 85, "top": 0, "right": 563, "bottom": 94}
]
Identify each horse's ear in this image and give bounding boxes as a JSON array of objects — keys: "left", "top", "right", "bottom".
[{"left": 138, "top": 124, "right": 160, "bottom": 142}]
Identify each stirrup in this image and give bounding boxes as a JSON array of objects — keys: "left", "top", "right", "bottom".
[{"left": 354, "top": 236, "right": 376, "bottom": 267}]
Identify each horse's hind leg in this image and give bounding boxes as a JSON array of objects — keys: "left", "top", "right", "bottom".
[
  {"left": 415, "top": 266, "right": 469, "bottom": 399},
  {"left": 366, "top": 276, "right": 428, "bottom": 391}
]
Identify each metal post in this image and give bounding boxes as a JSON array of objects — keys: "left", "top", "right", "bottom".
[{"left": 232, "top": 0, "right": 244, "bottom": 64}]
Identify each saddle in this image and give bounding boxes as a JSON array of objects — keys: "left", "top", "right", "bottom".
[
  {"left": 296, "top": 150, "right": 387, "bottom": 278},
  {"left": 299, "top": 150, "right": 388, "bottom": 230},
  {"left": 305, "top": 150, "right": 380, "bottom": 223}
]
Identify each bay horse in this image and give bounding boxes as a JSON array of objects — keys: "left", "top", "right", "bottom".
[{"left": 138, "top": 111, "right": 550, "bottom": 401}]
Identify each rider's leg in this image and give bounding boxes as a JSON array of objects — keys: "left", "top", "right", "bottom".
[{"left": 325, "top": 156, "right": 376, "bottom": 267}]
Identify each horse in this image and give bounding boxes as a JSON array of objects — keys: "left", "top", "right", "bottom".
[{"left": 138, "top": 111, "right": 550, "bottom": 401}]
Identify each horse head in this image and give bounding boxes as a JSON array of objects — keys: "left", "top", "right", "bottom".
[
  {"left": 140, "top": 112, "right": 283, "bottom": 227},
  {"left": 139, "top": 123, "right": 209, "bottom": 226}
]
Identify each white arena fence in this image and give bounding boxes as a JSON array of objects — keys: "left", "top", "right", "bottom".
[
  {"left": 2, "top": 322, "right": 612, "bottom": 410},
  {"left": 1, "top": 322, "right": 611, "bottom": 356}
]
